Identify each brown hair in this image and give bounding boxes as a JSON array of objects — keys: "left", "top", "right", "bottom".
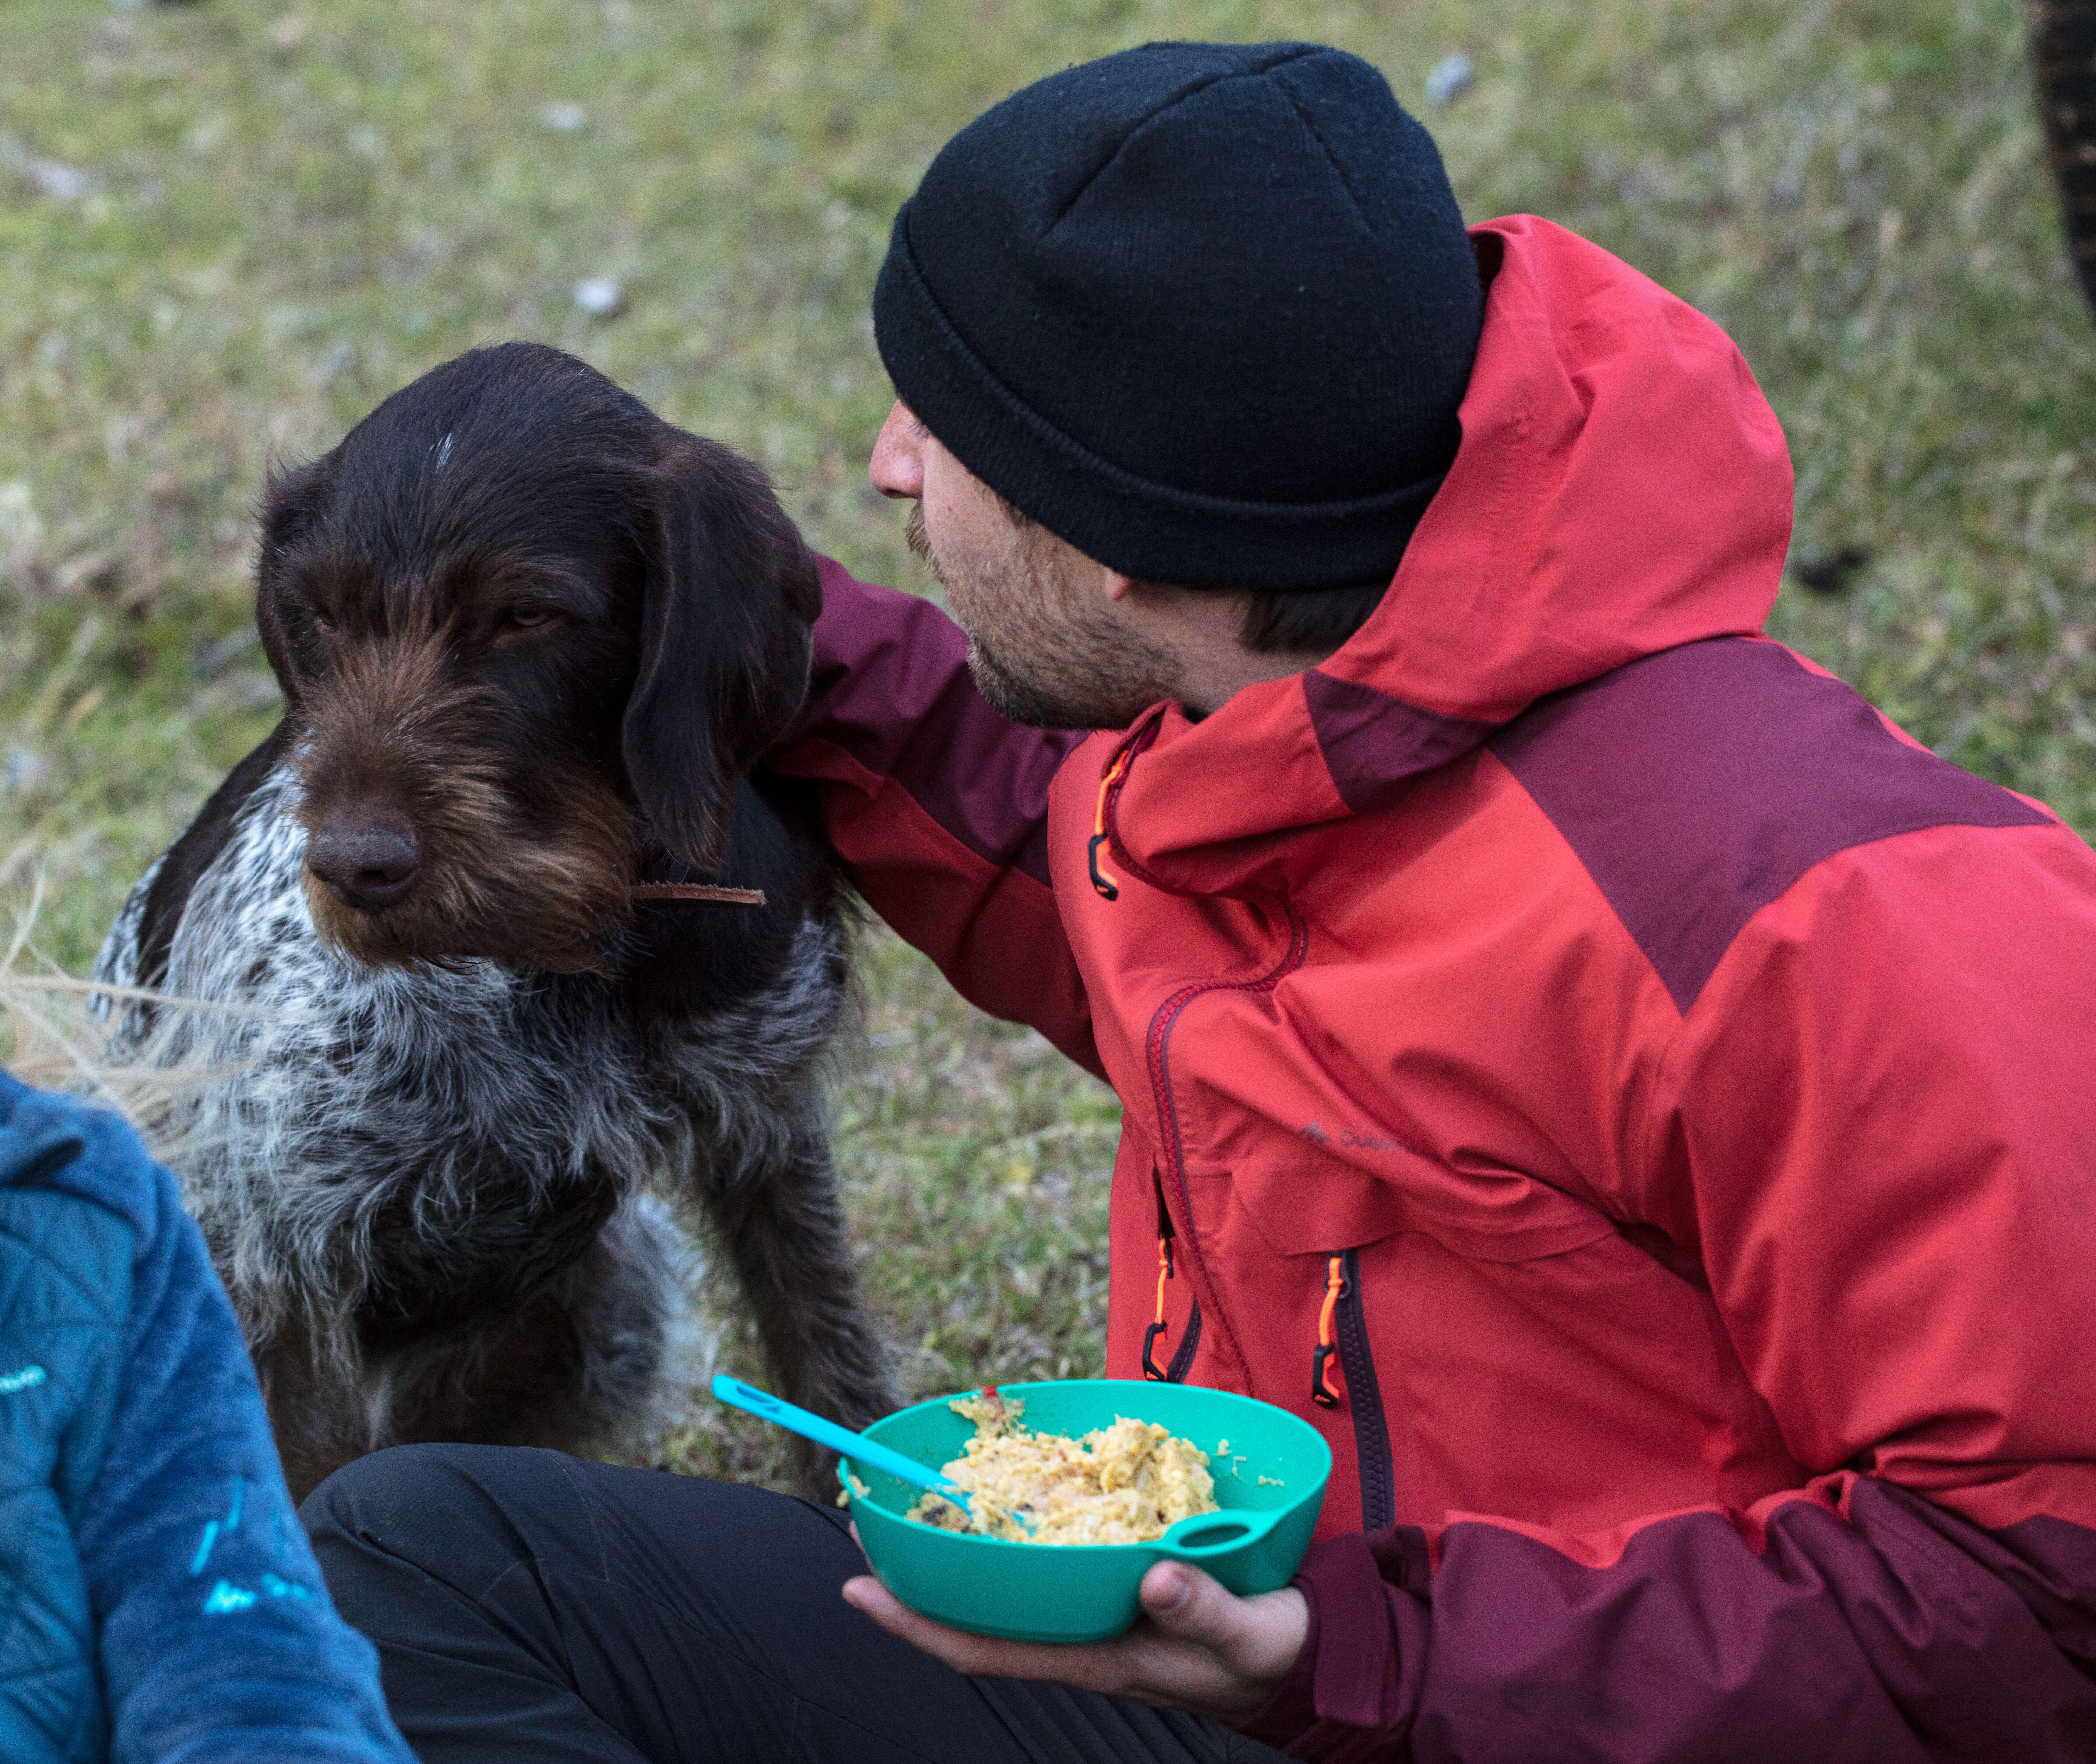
[
  {"left": 1235, "top": 579, "right": 1391, "bottom": 655},
  {"left": 995, "top": 489, "right": 1388, "bottom": 657}
]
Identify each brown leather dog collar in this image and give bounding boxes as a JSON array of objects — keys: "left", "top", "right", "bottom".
[{"left": 629, "top": 883, "right": 767, "bottom": 907}]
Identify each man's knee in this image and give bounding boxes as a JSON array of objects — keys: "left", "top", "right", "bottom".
[{"left": 302, "top": 1443, "right": 598, "bottom": 1602}]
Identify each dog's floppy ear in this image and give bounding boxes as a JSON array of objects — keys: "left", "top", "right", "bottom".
[
  {"left": 252, "top": 453, "right": 336, "bottom": 707},
  {"left": 621, "top": 432, "right": 822, "bottom": 872}
]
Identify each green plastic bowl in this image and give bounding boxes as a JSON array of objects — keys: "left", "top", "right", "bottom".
[{"left": 842, "top": 1379, "right": 1331, "bottom": 1643}]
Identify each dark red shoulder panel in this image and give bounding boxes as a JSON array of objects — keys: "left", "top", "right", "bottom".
[
  {"left": 1488, "top": 639, "right": 2052, "bottom": 1012},
  {"left": 1302, "top": 670, "right": 1499, "bottom": 813}
]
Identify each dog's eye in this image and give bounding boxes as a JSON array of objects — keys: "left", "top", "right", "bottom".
[{"left": 507, "top": 608, "right": 554, "bottom": 629}]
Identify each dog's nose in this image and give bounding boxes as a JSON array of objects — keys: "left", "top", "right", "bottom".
[{"left": 307, "top": 812, "right": 421, "bottom": 910}]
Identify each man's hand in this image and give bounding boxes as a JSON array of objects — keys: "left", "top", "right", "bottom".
[{"left": 841, "top": 1558, "right": 1308, "bottom": 1723}]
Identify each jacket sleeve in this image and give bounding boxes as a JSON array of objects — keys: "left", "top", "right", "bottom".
[
  {"left": 767, "top": 556, "right": 1101, "bottom": 1077},
  {"left": 72, "top": 1137, "right": 414, "bottom": 1763},
  {"left": 1240, "top": 819, "right": 2096, "bottom": 1763}
]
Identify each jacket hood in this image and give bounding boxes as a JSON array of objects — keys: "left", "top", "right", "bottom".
[{"left": 1104, "top": 214, "right": 1794, "bottom": 892}]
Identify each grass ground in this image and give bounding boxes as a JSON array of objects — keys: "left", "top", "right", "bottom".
[{"left": 5, "top": 0, "right": 2094, "bottom": 1484}]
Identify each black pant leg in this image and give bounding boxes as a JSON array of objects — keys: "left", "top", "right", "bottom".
[{"left": 302, "top": 1444, "right": 1286, "bottom": 1764}]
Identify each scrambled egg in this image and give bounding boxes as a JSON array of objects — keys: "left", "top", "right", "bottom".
[{"left": 907, "top": 1390, "right": 1218, "bottom": 1545}]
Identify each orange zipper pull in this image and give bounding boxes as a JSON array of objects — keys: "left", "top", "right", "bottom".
[
  {"left": 1088, "top": 745, "right": 1133, "bottom": 901},
  {"left": 1142, "top": 1236, "right": 1175, "bottom": 1380},
  {"left": 1311, "top": 1254, "right": 1345, "bottom": 1409},
  {"left": 1142, "top": 1176, "right": 1177, "bottom": 1380}
]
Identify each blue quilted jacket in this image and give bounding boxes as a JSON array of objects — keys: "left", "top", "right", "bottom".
[{"left": 0, "top": 1070, "right": 412, "bottom": 1762}]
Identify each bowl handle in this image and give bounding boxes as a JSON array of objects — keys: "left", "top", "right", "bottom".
[{"left": 1153, "top": 1507, "right": 1286, "bottom": 1559}]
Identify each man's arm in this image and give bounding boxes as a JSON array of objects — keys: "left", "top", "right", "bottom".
[{"left": 769, "top": 557, "right": 1100, "bottom": 1076}]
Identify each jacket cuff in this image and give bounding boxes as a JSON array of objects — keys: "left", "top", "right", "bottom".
[
  {"left": 1236, "top": 1530, "right": 1408, "bottom": 1759},
  {"left": 1235, "top": 1562, "right": 1321, "bottom": 1750}
]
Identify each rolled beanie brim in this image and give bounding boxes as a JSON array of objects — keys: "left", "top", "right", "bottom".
[{"left": 874, "top": 202, "right": 1450, "bottom": 592}]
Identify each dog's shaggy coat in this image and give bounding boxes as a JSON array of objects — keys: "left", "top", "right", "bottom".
[{"left": 93, "top": 343, "right": 896, "bottom": 1497}]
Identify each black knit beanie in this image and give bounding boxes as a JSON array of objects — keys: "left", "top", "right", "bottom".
[{"left": 873, "top": 41, "right": 1485, "bottom": 592}]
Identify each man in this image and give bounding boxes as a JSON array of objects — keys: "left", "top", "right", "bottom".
[{"left": 304, "top": 41, "right": 2096, "bottom": 1762}]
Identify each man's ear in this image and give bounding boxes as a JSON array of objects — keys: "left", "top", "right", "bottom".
[{"left": 620, "top": 432, "right": 822, "bottom": 873}]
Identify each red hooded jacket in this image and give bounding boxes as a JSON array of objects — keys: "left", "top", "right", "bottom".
[{"left": 772, "top": 217, "right": 2096, "bottom": 1760}]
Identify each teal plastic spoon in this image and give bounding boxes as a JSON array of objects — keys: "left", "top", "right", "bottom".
[{"left": 709, "top": 1375, "right": 1032, "bottom": 1532}]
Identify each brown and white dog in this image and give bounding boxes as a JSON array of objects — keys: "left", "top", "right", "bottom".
[{"left": 93, "top": 343, "right": 897, "bottom": 1497}]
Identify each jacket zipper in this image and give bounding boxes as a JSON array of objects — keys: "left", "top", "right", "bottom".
[
  {"left": 1096, "top": 726, "right": 1391, "bottom": 1524},
  {"left": 1334, "top": 1246, "right": 1395, "bottom": 1530},
  {"left": 1304, "top": 1250, "right": 1395, "bottom": 1529},
  {"left": 1145, "top": 933, "right": 1310, "bottom": 1395},
  {"left": 1099, "top": 728, "right": 1310, "bottom": 1395},
  {"left": 1141, "top": 1173, "right": 1204, "bottom": 1383},
  {"left": 1165, "top": 1297, "right": 1203, "bottom": 1381}
]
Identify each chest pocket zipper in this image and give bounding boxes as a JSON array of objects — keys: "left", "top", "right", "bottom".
[
  {"left": 1308, "top": 1247, "right": 1395, "bottom": 1531},
  {"left": 1142, "top": 1174, "right": 1204, "bottom": 1383}
]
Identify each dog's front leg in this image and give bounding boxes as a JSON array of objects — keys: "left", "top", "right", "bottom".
[
  {"left": 699, "top": 1086, "right": 900, "bottom": 1497},
  {"left": 248, "top": 1315, "right": 378, "bottom": 1504}
]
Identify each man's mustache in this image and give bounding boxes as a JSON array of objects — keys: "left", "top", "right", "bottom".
[{"left": 903, "top": 502, "right": 953, "bottom": 594}]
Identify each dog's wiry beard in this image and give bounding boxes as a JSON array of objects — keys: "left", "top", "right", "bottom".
[
  {"left": 292, "top": 629, "right": 636, "bottom": 973},
  {"left": 300, "top": 775, "right": 635, "bottom": 976},
  {"left": 905, "top": 503, "right": 1180, "bottom": 732}
]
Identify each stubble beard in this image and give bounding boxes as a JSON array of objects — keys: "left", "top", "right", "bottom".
[{"left": 904, "top": 503, "right": 1178, "bottom": 732}]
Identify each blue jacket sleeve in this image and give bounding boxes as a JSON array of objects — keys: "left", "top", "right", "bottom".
[{"left": 60, "top": 1119, "right": 412, "bottom": 1763}]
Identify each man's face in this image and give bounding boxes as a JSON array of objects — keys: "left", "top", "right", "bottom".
[{"left": 871, "top": 403, "right": 1180, "bottom": 731}]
